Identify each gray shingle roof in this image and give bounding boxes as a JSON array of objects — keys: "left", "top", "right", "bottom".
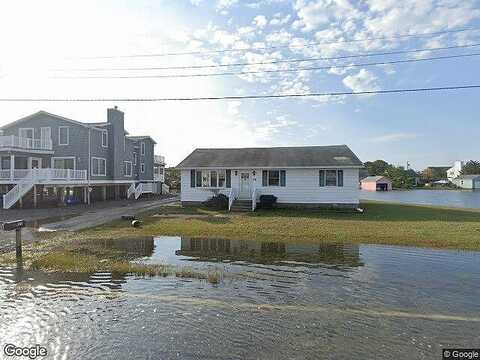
[{"left": 176, "top": 145, "right": 363, "bottom": 168}]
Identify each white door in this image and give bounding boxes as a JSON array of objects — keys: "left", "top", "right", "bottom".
[
  {"left": 239, "top": 172, "right": 251, "bottom": 198},
  {"left": 40, "top": 127, "right": 51, "bottom": 148}
]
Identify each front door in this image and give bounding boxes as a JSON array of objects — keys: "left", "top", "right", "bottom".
[{"left": 239, "top": 172, "right": 251, "bottom": 199}]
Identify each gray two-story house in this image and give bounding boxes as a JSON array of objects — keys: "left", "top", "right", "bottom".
[{"left": 0, "top": 107, "right": 166, "bottom": 209}]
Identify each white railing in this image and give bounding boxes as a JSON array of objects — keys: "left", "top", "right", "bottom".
[
  {"left": 3, "top": 181, "right": 34, "bottom": 209},
  {"left": 0, "top": 135, "right": 52, "bottom": 151},
  {"left": 134, "top": 182, "right": 154, "bottom": 199},
  {"left": 0, "top": 168, "right": 87, "bottom": 182},
  {"left": 154, "top": 155, "right": 165, "bottom": 164},
  {"left": 161, "top": 183, "right": 170, "bottom": 194},
  {"left": 228, "top": 188, "right": 237, "bottom": 211},
  {"left": 127, "top": 183, "right": 136, "bottom": 199}
]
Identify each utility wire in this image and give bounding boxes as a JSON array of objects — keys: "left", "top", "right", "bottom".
[
  {"left": 54, "top": 52, "right": 480, "bottom": 79},
  {"left": 1, "top": 85, "right": 479, "bottom": 102},
  {"left": 56, "top": 43, "right": 480, "bottom": 72},
  {"left": 77, "top": 27, "right": 480, "bottom": 59}
]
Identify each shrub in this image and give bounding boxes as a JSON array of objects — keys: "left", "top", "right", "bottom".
[{"left": 203, "top": 193, "right": 229, "bottom": 210}]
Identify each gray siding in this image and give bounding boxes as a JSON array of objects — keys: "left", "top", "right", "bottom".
[{"left": 1, "top": 110, "right": 155, "bottom": 182}]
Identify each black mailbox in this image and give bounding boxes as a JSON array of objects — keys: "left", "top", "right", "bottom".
[{"left": 1, "top": 220, "right": 26, "bottom": 231}]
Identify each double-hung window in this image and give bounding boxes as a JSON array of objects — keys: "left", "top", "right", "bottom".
[
  {"left": 141, "top": 163, "right": 145, "bottom": 173},
  {"left": 92, "top": 157, "right": 106, "bottom": 176},
  {"left": 102, "top": 130, "right": 108, "bottom": 147},
  {"left": 58, "top": 126, "right": 69, "bottom": 145},
  {"left": 141, "top": 142, "right": 145, "bottom": 156},
  {"left": 262, "top": 170, "right": 286, "bottom": 187},
  {"left": 124, "top": 161, "right": 132, "bottom": 177},
  {"left": 319, "top": 169, "right": 344, "bottom": 187}
]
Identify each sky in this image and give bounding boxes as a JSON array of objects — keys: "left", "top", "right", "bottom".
[{"left": 0, "top": 0, "right": 479, "bottom": 169}]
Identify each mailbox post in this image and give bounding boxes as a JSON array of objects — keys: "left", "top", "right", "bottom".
[{"left": 1, "top": 220, "right": 26, "bottom": 258}]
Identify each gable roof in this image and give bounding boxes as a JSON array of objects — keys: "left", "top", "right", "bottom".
[
  {"left": 361, "top": 176, "right": 391, "bottom": 183},
  {"left": 176, "top": 145, "right": 363, "bottom": 169},
  {"left": 0, "top": 110, "right": 104, "bottom": 131}
]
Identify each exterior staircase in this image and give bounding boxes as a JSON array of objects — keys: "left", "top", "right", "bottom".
[
  {"left": 230, "top": 199, "right": 253, "bottom": 212},
  {"left": 3, "top": 181, "right": 34, "bottom": 209}
]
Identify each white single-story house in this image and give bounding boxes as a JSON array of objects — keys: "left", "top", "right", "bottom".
[
  {"left": 452, "top": 175, "right": 480, "bottom": 189},
  {"left": 176, "top": 145, "right": 363, "bottom": 211}
]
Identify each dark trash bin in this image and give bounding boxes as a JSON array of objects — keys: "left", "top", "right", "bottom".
[{"left": 259, "top": 195, "right": 277, "bottom": 209}]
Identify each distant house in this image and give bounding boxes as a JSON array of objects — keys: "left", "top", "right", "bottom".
[
  {"left": 360, "top": 176, "right": 392, "bottom": 191},
  {"left": 176, "top": 145, "right": 363, "bottom": 211},
  {"left": 452, "top": 175, "right": 480, "bottom": 189},
  {"left": 423, "top": 166, "right": 450, "bottom": 182},
  {"left": 447, "top": 161, "right": 464, "bottom": 181}
]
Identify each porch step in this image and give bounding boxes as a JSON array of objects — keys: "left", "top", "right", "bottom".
[{"left": 230, "top": 199, "right": 252, "bottom": 212}]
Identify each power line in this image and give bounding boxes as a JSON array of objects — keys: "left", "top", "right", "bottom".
[
  {"left": 56, "top": 43, "right": 480, "bottom": 72},
  {"left": 1, "top": 85, "right": 479, "bottom": 102},
  {"left": 54, "top": 52, "right": 480, "bottom": 79},
  {"left": 76, "top": 27, "right": 480, "bottom": 59}
]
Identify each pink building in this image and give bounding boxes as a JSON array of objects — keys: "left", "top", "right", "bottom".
[{"left": 361, "top": 176, "right": 393, "bottom": 191}]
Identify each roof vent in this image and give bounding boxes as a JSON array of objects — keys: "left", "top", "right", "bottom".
[{"left": 334, "top": 156, "right": 350, "bottom": 161}]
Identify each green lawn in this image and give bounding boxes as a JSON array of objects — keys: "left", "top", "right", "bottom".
[{"left": 82, "top": 201, "right": 480, "bottom": 251}]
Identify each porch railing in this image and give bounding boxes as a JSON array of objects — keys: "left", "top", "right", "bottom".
[
  {"left": 0, "top": 135, "right": 53, "bottom": 151},
  {"left": 0, "top": 168, "right": 87, "bottom": 182}
]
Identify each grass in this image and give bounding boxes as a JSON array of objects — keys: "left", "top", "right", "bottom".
[{"left": 81, "top": 201, "right": 480, "bottom": 251}]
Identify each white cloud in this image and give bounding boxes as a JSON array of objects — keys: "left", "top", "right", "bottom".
[
  {"left": 270, "top": 13, "right": 291, "bottom": 26},
  {"left": 253, "top": 15, "right": 268, "bottom": 29},
  {"left": 190, "top": 0, "right": 203, "bottom": 6},
  {"left": 216, "top": 0, "right": 238, "bottom": 11},
  {"left": 342, "top": 69, "right": 379, "bottom": 93},
  {"left": 370, "top": 133, "right": 419, "bottom": 143}
]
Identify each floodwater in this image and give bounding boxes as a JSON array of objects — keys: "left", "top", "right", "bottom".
[
  {"left": 1, "top": 236, "right": 479, "bottom": 359},
  {"left": 360, "top": 189, "right": 480, "bottom": 209}
]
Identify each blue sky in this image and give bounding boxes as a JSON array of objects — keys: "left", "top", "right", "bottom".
[{"left": 0, "top": 0, "right": 479, "bottom": 169}]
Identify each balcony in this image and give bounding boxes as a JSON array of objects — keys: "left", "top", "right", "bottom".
[
  {"left": 154, "top": 155, "right": 165, "bottom": 165},
  {"left": 0, "top": 168, "right": 87, "bottom": 183},
  {"left": 0, "top": 135, "right": 53, "bottom": 151}
]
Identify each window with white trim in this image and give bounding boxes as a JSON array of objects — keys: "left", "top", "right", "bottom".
[
  {"left": 92, "top": 157, "right": 106, "bottom": 176},
  {"left": 262, "top": 170, "right": 286, "bottom": 187},
  {"left": 141, "top": 163, "right": 145, "bottom": 173},
  {"left": 58, "top": 126, "right": 69, "bottom": 145},
  {"left": 193, "top": 170, "right": 226, "bottom": 188},
  {"left": 124, "top": 161, "right": 132, "bottom": 177},
  {"left": 102, "top": 130, "right": 108, "bottom": 147},
  {"left": 133, "top": 153, "right": 137, "bottom": 165},
  {"left": 52, "top": 157, "right": 75, "bottom": 170},
  {"left": 141, "top": 142, "right": 145, "bottom": 156},
  {"left": 319, "top": 169, "right": 344, "bottom": 187}
]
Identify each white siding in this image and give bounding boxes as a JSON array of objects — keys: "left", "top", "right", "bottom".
[{"left": 181, "top": 168, "right": 360, "bottom": 205}]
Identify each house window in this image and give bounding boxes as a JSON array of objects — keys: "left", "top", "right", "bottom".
[
  {"left": 92, "top": 157, "right": 106, "bottom": 176},
  {"left": 133, "top": 153, "right": 137, "bottom": 165},
  {"left": 262, "top": 170, "right": 286, "bottom": 187},
  {"left": 141, "top": 142, "right": 145, "bottom": 156},
  {"left": 319, "top": 169, "right": 344, "bottom": 187},
  {"left": 58, "top": 126, "right": 69, "bottom": 145},
  {"left": 52, "top": 157, "right": 75, "bottom": 170},
  {"left": 159, "top": 167, "right": 164, "bottom": 175},
  {"left": 124, "top": 161, "right": 132, "bottom": 177},
  {"left": 192, "top": 170, "right": 227, "bottom": 188},
  {"left": 102, "top": 130, "right": 108, "bottom": 147},
  {"left": 141, "top": 163, "right": 145, "bottom": 173}
]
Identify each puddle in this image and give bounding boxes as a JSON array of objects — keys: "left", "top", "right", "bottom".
[{"left": 1, "top": 237, "right": 479, "bottom": 359}]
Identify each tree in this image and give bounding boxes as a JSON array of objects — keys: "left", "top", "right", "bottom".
[
  {"left": 364, "top": 160, "right": 389, "bottom": 176},
  {"left": 462, "top": 160, "right": 480, "bottom": 175},
  {"left": 165, "top": 167, "right": 181, "bottom": 192}
]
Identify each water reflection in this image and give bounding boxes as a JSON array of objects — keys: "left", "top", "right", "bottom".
[{"left": 176, "top": 238, "right": 363, "bottom": 267}]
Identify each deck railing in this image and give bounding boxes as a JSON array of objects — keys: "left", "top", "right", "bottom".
[
  {"left": 0, "top": 135, "right": 52, "bottom": 151},
  {"left": 0, "top": 168, "right": 87, "bottom": 182}
]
